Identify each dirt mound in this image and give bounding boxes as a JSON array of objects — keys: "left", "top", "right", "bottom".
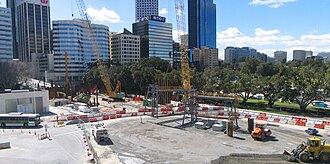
[{"left": 211, "top": 153, "right": 292, "bottom": 164}]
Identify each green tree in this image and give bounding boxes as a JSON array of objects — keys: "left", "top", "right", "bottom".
[
  {"left": 284, "top": 66, "right": 330, "bottom": 110},
  {"left": 232, "top": 71, "right": 257, "bottom": 104}
]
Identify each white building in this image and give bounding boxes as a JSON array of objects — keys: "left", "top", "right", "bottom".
[
  {"left": 274, "top": 50, "right": 287, "bottom": 63},
  {"left": 135, "top": 0, "right": 159, "bottom": 21},
  {"left": 0, "top": 90, "right": 49, "bottom": 114},
  {"left": 193, "top": 47, "right": 218, "bottom": 68},
  {"left": 110, "top": 28, "right": 140, "bottom": 64},
  {"left": 0, "top": 7, "right": 13, "bottom": 61}
]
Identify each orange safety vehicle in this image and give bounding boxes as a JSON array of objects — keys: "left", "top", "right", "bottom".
[{"left": 251, "top": 123, "right": 272, "bottom": 141}]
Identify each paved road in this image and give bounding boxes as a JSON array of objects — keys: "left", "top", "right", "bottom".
[{"left": 0, "top": 121, "right": 89, "bottom": 164}]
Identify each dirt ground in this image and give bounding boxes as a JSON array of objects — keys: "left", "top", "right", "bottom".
[{"left": 100, "top": 116, "right": 329, "bottom": 164}]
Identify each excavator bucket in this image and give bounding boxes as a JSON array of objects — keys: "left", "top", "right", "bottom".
[{"left": 283, "top": 150, "right": 297, "bottom": 162}]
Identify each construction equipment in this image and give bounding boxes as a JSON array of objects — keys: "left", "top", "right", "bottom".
[
  {"left": 251, "top": 123, "right": 272, "bottom": 141},
  {"left": 305, "top": 128, "right": 319, "bottom": 135},
  {"left": 284, "top": 137, "right": 330, "bottom": 163},
  {"left": 64, "top": 52, "right": 73, "bottom": 99},
  {"left": 175, "top": 0, "right": 191, "bottom": 93},
  {"left": 92, "top": 125, "right": 109, "bottom": 143},
  {"left": 76, "top": 0, "right": 124, "bottom": 100}
]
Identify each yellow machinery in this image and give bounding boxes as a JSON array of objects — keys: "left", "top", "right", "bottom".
[
  {"left": 175, "top": 0, "right": 191, "bottom": 94},
  {"left": 284, "top": 137, "right": 330, "bottom": 162},
  {"left": 76, "top": 0, "right": 124, "bottom": 99},
  {"left": 64, "top": 52, "right": 73, "bottom": 98}
]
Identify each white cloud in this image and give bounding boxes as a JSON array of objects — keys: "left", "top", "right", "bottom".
[
  {"left": 159, "top": 8, "right": 168, "bottom": 15},
  {"left": 217, "top": 27, "right": 330, "bottom": 60},
  {"left": 86, "top": 7, "right": 122, "bottom": 23},
  {"left": 172, "top": 29, "right": 187, "bottom": 42},
  {"left": 249, "top": 0, "right": 296, "bottom": 8}
]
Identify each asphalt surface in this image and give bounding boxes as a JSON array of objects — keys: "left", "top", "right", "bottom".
[{"left": 0, "top": 118, "right": 89, "bottom": 164}]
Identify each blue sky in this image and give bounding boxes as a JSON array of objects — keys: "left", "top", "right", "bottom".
[{"left": 1, "top": 0, "right": 330, "bottom": 60}]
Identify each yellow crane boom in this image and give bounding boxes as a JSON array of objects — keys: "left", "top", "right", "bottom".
[
  {"left": 76, "top": 0, "right": 123, "bottom": 99},
  {"left": 175, "top": 0, "right": 191, "bottom": 91}
]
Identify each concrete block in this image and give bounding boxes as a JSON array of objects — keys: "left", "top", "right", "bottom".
[
  {"left": 306, "top": 121, "right": 315, "bottom": 127},
  {"left": 212, "top": 124, "right": 225, "bottom": 131},
  {"left": 0, "top": 141, "right": 10, "bottom": 149},
  {"left": 279, "top": 119, "right": 288, "bottom": 124},
  {"left": 268, "top": 117, "right": 275, "bottom": 122},
  {"left": 195, "top": 122, "right": 206, "bottom": 129},
  {"left": 325, "top": 125, "right": 330, "bottom": 130}
]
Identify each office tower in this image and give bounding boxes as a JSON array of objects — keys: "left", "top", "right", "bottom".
[
  {"left": 8, "top": 0, "right": 51, "bottom": 62},
  {"left": 51, "top": 19, "right": 109, "bottom": 85},
  {"left": 0, "top": 7, "right": 13, "bottom": 61},
  {"left": 293, "top": 50, "right": 312, "bottom": 61},
  {"left": 224, "top": 47, "right": 268, "bottom": 63},
  {"left": 274, "top": 51, "right": 287, "bottom": 63},
  {"left": 135, "top": 0, "right": 159, "bottom": 21},
  {"left": 133, "top": 15, "right": 173, "bottom": 63},
  {"left": 110, "top": 28, "right": 140, "bottom": 64},
  {"left": 188, "top": 0, "right": 216, "bottom": 49},
  {"left": 192, "top": 47, "right": 218, "bottom": 68},
  {"left": 318, "top": 52, "right": 330, "bottom": 62}
]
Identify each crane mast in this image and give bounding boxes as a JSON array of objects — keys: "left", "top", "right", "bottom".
[
  {"left": 175, "top": 0, "right": 191, "bottom": 92},
  {"left": 75, "top": 0, "right": 122, "bottom": 99}
]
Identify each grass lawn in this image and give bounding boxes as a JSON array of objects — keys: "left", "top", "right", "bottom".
[{"left": 237, "top": 98, "right": 328, "bottom": 117}]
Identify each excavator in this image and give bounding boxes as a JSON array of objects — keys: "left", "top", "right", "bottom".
[
  {"left": 284, "top": 137, "right": 330, "bottom": 163},
  {"left": 76, "top": 0, "right": 124, "bottom": 100}
]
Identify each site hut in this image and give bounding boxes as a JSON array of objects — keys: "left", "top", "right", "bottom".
[{"left": 0, "top": 90, "right": 49, "bottom": 114}]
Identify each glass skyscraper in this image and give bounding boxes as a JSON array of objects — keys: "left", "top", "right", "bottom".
[
  {"left": 0, "top": 7, "right": 13, "bottom": 61},
  {"left": 51, "top": 19, "right": 109, "bottom": 85},
  {"left": 133, "top": 15, "right": 173, "bottom": 63},
  {"left": 8, "top": 0, "right": 51, "bottom": 62},
  {"left": 188, "top": 0, "right": 216, "bottom": 49}
]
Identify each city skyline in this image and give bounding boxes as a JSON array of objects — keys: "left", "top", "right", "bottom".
[{"left": 1, "top": 0, "right": 330, "bottom": 60}]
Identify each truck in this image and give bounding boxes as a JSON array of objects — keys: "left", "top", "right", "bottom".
[{"left": 92, "top": 125, "right": 109, "bottom": 143}]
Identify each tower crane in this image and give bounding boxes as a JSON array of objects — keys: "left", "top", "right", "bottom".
[
  {"left": 75, "top": 0, "right": 124, "bottom": 99},
  {"left": 175, "top": 0, "right": 192, "bottom": 92}
]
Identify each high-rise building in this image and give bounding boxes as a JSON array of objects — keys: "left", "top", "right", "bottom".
[
  {"left": 133, "top": 15, "right": 173, "bottom": 63},
  {"left": 188, "top": 0, "right": 216, "bottom": 49},
  {"left": 110, "top": 28, "right": 140, "bottom": 64},
  {"left": 50, "top": 19, "right": 109, "bottom": 86},
  {"left": 8, "top": 0, "right": 51, "bottom": 62},
  {"left": 192, "top": 47, "right": 218, "bottom": 68},
  {"left": 318, "top": 52, "right": 330, "bottom": 62},
  {"left": 224, "top": 47, "right": 268, "bottom": 63},
  {"left": 0, "top": 7, "right": 13, "bottom": 61},
  {"left": 274, "top": 51, "right": 287, "bottom": 63},
  {"left": 135, "top": 0, "right": 159, "bottom": 22},
  {"left": 6, "top": 0, "right": 17, "bottom": 59},
  {"left": 172, "top": 41, "right": 181, "bottom": 69},
  {"left": 293, "top": 50, "right": 312, "bottom": 61}
]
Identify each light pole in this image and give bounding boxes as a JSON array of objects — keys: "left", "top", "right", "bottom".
[{"left": 34, "top": 84, "right": 36, "bottom": 114}]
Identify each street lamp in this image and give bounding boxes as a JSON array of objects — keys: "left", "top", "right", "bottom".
[{"left": 34, "top": 84, "right": 36, "bottom": 114}]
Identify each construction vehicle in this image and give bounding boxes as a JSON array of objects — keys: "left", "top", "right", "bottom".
[
  {"left": 92, "top": 125, "right": 109, "bottom": 143},
  {"left": 284, "top": 137, "right": 330, "bottom": 163},
  {"left": 76, "top": 0, "right": 124, "bottom": 100},
  {"left": 251, "top": 123, "right": 272, "bottom": 141},
  {"left": 305, "top": 128, "right": 319, "bottom": 135}
]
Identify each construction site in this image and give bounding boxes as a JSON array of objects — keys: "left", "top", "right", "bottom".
[{"left": 41, "top": 0, "right": 330, "bottom": 164}]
